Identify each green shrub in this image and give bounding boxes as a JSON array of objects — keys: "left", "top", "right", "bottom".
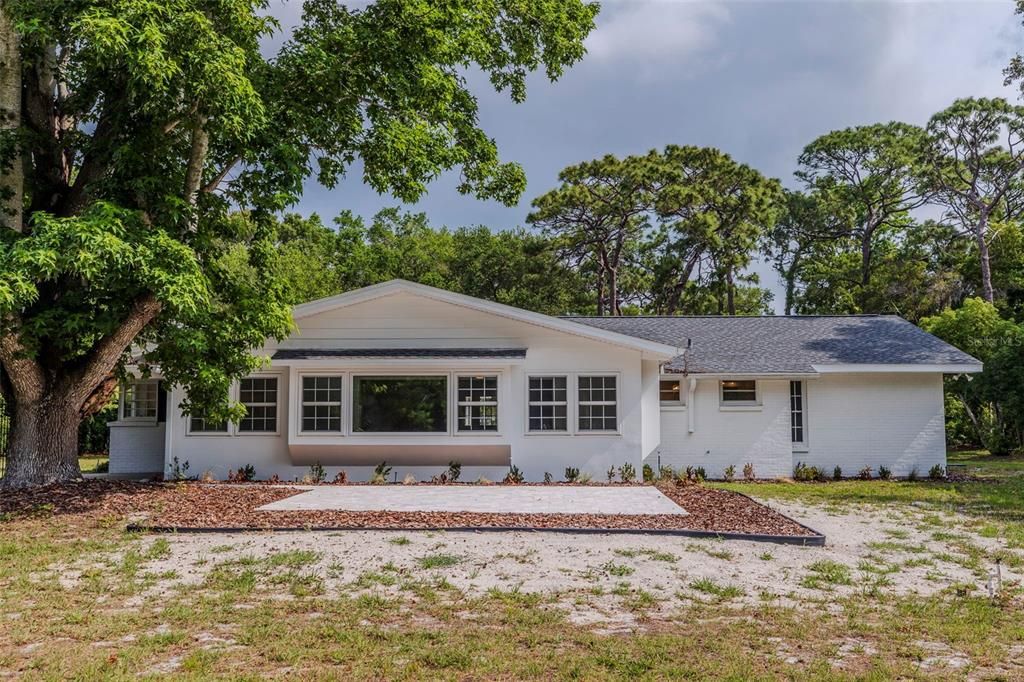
[
  {"left": 564, "top": 467, "right": 580, "bottom": 483},
  {"left": 606, "top": 466, "right": 616, "bottom": 483},
  {"left": 618, "top": 462, "right": 636, "bottom": 483},
  {"left": 642, "top": 463, "right": 654, "bottom": 482},
  {"left": 504, "top": 465, "right": 524, "bottom": 484},
  {"left": 878, "top": 466, "right": 892, "bottom": 480},
  {"left": 169, "top": 456, "right": 191, "bottom": 481},
  {"left": 447, "top": 461, "right": 462, "bottom": 482},
  {"left": 543, "top": 471, "right": 553, "bottom": 484},
  {"left": 832, "top": 466, "right": 842, "bottom": 481},
  {"left": 858, "top": 466, "right": 873, "bottom": 481},
  {"left": 723, "top": 465, "right": 736, "bottom": 482},
  {"left": 229, "top": 464, "right": 256, "bottom": 482},
  {"left": 907, "top": 466, "right": 919, "bottom": 482},
  {"left": 928, "top": 464, "right": 945, "bottom": 480},
  {"left": 794, "top": 462, "right": 826, "bottom": 482},
  {"left": 658, "top": 465, "right": 675, "bottom": 481},
  {"left": 695, "top": 466, "right": 706, "bottom": 481},
  {"left": 742, "top": 462, "right": 755, "bottom": 481},
  {"left": 309, "top": 462, "right": 326, "bottom": 484}
]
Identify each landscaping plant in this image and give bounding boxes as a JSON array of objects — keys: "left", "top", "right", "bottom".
[
  {"left": 564, "top": 467, "right": 580, "bottom": 483},
  {"left": 833, "top": 466, "right": 842, "bottom": 481},
  {"left": 618, "top": 462, "right": 636, "bottom": 483},
  {"left": 929, "top": 464, "right": 946, "bottom": 480},
  {"left": 878, "top": 466, "right": 892, "bottom": 480},
  {"left": 447, "top": 461, "right": 462, "bottom": 483},
  {"left": 858, "top": 466, "right": 873, "bottom": 481},
  {"left": 309, "top": 462, "right": 326, "bottom": 485},
  {"left": 723, "top": 465, "right": 736, "bottom": 482},
  {"left": 504, "top": 466, "right": 525, "bottom": 484},
  {"left": 333, "top": 470, "right": 348, "bottom": 485},
  {"left": 743, "top": 463, "right": 756, "bottom": 481}
]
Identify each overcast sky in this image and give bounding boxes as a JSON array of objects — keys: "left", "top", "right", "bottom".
[{"left": 273, "top": 0, "right": 1019, "bottom": 311}]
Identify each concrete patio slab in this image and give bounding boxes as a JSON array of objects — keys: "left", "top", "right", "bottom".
[{"left": 256, "top": 485, "right": 688, "bottom": 516}]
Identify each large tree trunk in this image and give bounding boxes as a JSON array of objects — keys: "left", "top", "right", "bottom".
[
  {"left": 725, "top": 267, "right": 736, "bottom": 315},
  {"left": 0, "top": 2, "right": 22, "bottom": 232},
  {"left": 2, "top": 394, "right": 82, "bottom": 488},
  {"left": 976, "top": 213, "right": 994, "bottom": 303}
]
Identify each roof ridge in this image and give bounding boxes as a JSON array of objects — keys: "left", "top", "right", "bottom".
[{"left": 559, "top": 314, "right": 895, "bottom": 319}]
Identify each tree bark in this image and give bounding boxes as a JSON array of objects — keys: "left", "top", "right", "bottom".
[
  {"left": 1, "top": 396, "right": 82, "bottom": 488},
  {"left": 0, "top": 2, "right": 22, "bottom": 232},
  {"left": 976, "top": 212, "right": 994, "bottom": 303},
  {"left": 725, "top": 267, "right": 735, "bottom": 315}
]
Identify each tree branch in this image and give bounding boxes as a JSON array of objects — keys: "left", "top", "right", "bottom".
[
  {"left": 201, "top": 155, "right": 240, "bottom": 194},
  {"left": 66, "top": 294, "right": 162, "bottom": 406},
  {"left": 0, "top": 323, "right": 45, "bottom": 403},
  {"left": 183, "top": 114, "right": 209, "bottom": 231}
]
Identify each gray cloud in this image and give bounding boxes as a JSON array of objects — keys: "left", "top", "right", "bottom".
[{"left": 275, "top": 0, "right": 1018, "bottom": 310}]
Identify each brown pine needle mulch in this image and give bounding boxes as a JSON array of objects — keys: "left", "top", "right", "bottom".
[{"left": 0, "top": 480, "right": 820, "bottom": 539}]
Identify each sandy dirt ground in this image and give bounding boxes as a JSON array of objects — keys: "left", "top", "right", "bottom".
[{"left": 80, "top": 496, "right": 1020, "bottom": 620}]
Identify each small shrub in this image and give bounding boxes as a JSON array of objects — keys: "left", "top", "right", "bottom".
[
  {"left": 375, "top": 461, "right": 393, "bottom": 480},
  {"left": 684, "top": 465, "right": 695, "bottom": 481},
  {"left": 578, "top": 471, "right": 593, "bottom": 484},
  {"left": 333, "top": 470, "right": 348, "bottom": 485},
  {"left": 742, "top": 462, "right": 755, "bottom": 481},
  {"left": 658, "top": 465, "right": 675, "bottom": 481},
  {"left": 723, "top": 465, "right": 736, "bottom": 482},
  {"left": 402, "top": 473, "right": 417, "bottom": 485},
  {"left": 200, "top": 469, "right": 216, "bottom": 483},
  {"left": 228, "top": 464, "right": 256, "bottom": 483},
  {"left": 447, "top": 461, "right": 462, "bottom": 483},
  {"left": 878, "top": 466, "right": 892, "bottom": 481},
  {"left": 504, "top": 466, "right": 524, "bottom": 484},
  {"left": 618, "top": 462, "right": 636, "bottom": 483},
  {"left": 607, "top": 466, "right": 616, "bottom": 483},
  {"left": 93, "top": 460, "right": 109, "bottom": 473},
  {"left": 793, "top": 461, "right": 813, "bottom": 482},
  {"left": 907, "top": 466, "right": 919, "bottom": 482},
  {"left": 858, "top": 466, "right": 873, "bottom": 481},
  {"left": 833, "top": 466, "right": 842, "bottom": 481},
  {"left": 419, "top": 553, "right": 462, "bottom": 569},
  {"left": 543, "top": 471, "right": 553, "bottom": 484},
  {"left": 169, "top": 457, "right": 191, "bottom": 481},
  {"left": 267, "top": 474, "right": 281, "bottom": 484},
  {"left": 564, "top": 467, "right": 580, "bottom": 483},
  {"left": 476, "top": 476, "right": 492, "bottom": 485},
  {"left": 928, "top": 464, "right": 945, "bottom": 480},
  {"left": 642, "top": 463, "right": 654, "bottom": 482},
  {"left": 694, "top": 466, "right": 706, "bottom": 482},
  {"left": 309, "top": 462, "right": 326, "bottom": 484}
]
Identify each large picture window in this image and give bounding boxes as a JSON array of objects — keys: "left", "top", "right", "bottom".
[
  {"left": 302, "top": 376, "right": 343, "bottom": 432},
  {"left": 122, "top": 380, "right": 158, "bottom": 420},
  {"left": 528, "top": 376, "right": 568, "bottom": 432},
  {"left": 353, "top": 376, "right": 448, "bottom": 433},
  {"left": 577, "top": 375, "right": 617, "bottom": 431},
  {"left": 239, "top": 377, "right": 278, "bottom": 432},
  {"left": 721, "top": 379, "right": 758, "bottom": 404},
  {"left": 457, "top": 375, "right": 498, "bottom": 432}
]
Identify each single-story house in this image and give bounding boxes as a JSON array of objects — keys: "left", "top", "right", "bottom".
[{"left": 108, "top": 279, "right": 983, "bottom": 482}]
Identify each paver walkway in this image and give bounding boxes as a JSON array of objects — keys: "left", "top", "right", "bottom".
[{"left": 257, "top": 485, "right": 688, "bottom": 516}]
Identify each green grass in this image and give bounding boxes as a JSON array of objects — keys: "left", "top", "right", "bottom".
[
  {"left": 418, "top": 553, "right": 462, "bottom": 570},
  {"left": 688, "top": 578, "right": 745, "bottom": 600},
  {"left": 78, "top": 455, "right": 109, "bottom": 473},
  {"left": 800, "top": 560, "right": 853, "bottom": 589}
]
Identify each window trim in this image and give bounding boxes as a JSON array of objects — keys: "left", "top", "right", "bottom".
[
  {"left": 790, "top": 379, "right": 808, "bottom": 452},
  {"left": 576, "top": 374, "right": 620, "bottom": 433},
  {"left": 719, "top": 379, "right": 760, "bottom": 407},
  {"left": 120, "top": 379, "right": 159, "bottom": 423},
  {"left": 349, "top": 372, "right": 451, "bottom": 436},
  {"left": 236, "top": 374, "right": 282, "bottom": 436},
  {"left": 298, "top": 373, "right": 345, "bottom": 435},
  {"left": 454, "top": 373, "right": 501, "bottom": 435},
  {"left": 525, "top": 373, "right": 571, "bottom": 435}
]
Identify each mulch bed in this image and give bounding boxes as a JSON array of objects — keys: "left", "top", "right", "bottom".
[{"left": 0, "top": 480, "right": 819, "bottom": 540}]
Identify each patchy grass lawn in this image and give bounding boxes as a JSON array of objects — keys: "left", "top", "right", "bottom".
[
  {"left": 78, "top": 455, "right": 108, "bottom": 474},
  {"left": 2, "top": 460, "right": 1024, "bottom": 679}
]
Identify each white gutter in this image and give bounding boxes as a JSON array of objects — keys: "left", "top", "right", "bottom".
[{"left": 687, "top": 377, "right": 697, "bottom": 434}]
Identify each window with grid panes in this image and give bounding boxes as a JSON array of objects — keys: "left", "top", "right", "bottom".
[
  {"left": 456, "top": 375, "right": 498, "bottom": 432},
  {"left": 239, "top": 377, "right": 278, "bottom": 432},
  {"left": 527, "top": 376, "right": 567, "bottom": 431},
  {"left": 577, "top": 375, "right": 617, "bottom": 431},
  {"left": 302, "top": 376, "right": 342, "bottom": 432}
]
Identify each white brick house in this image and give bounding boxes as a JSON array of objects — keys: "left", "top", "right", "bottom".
[{"left": 108, "top": 280, "right": 982, "bottom": 481}]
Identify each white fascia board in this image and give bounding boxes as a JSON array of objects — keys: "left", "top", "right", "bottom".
[
  {"left": 811, "top": 363, "right": 984, "bottom": 374},
  {"left": 273, "top": 357, "right": 526, "bottom": 368},
  {"left": 291, "top": 279, "right": 681, "bottom": 359}
]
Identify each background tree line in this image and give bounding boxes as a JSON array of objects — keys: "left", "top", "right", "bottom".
[{"left": 271, "top": 96, "right": 1024, "bottom": 456}]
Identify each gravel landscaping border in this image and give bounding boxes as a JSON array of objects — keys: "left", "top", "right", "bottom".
[{"left": 0, "top": 480, "right": 825, "bottom": 544}]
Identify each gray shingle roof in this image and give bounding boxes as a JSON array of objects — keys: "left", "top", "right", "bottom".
[
  {"left": 273, "top": 348, "right": 527, "bottom": 360},
  {"left": 561, "top": 315, "right": 981, "bottom": 374}
]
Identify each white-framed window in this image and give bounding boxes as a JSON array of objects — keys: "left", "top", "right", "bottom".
[
  {"left": 239, "top": 377, "right": 278, "bottom": 433},
  {"left": 122, "top": 380, "right": 158, "bottom": 420},
  {"left": 790, "top": 380, "right": 806, "bottom": 447},
  {"left": 301, "top": 375, "right": 343, "bottom": 433},
  {"left": 577, "top": 375, "right": 618, "bottom": 431},
  {"left": 456, "top": 375, "right": 498, "bottom": 432},
  {"left": 720, "top": 379, "right": 758, "bottom": 405},
  {"left": 659, "top": 378, "right": 684, "bottom": 405},
  {"left": 189, "top": 412, "right": 228, "bottom": 434},
  {"left": 527, "top": 375, "right": 568, "bottom": 432}
]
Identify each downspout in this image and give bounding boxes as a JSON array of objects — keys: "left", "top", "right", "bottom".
[{"left": 683, "top": 339, "right": 697, "bottom": 434}]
